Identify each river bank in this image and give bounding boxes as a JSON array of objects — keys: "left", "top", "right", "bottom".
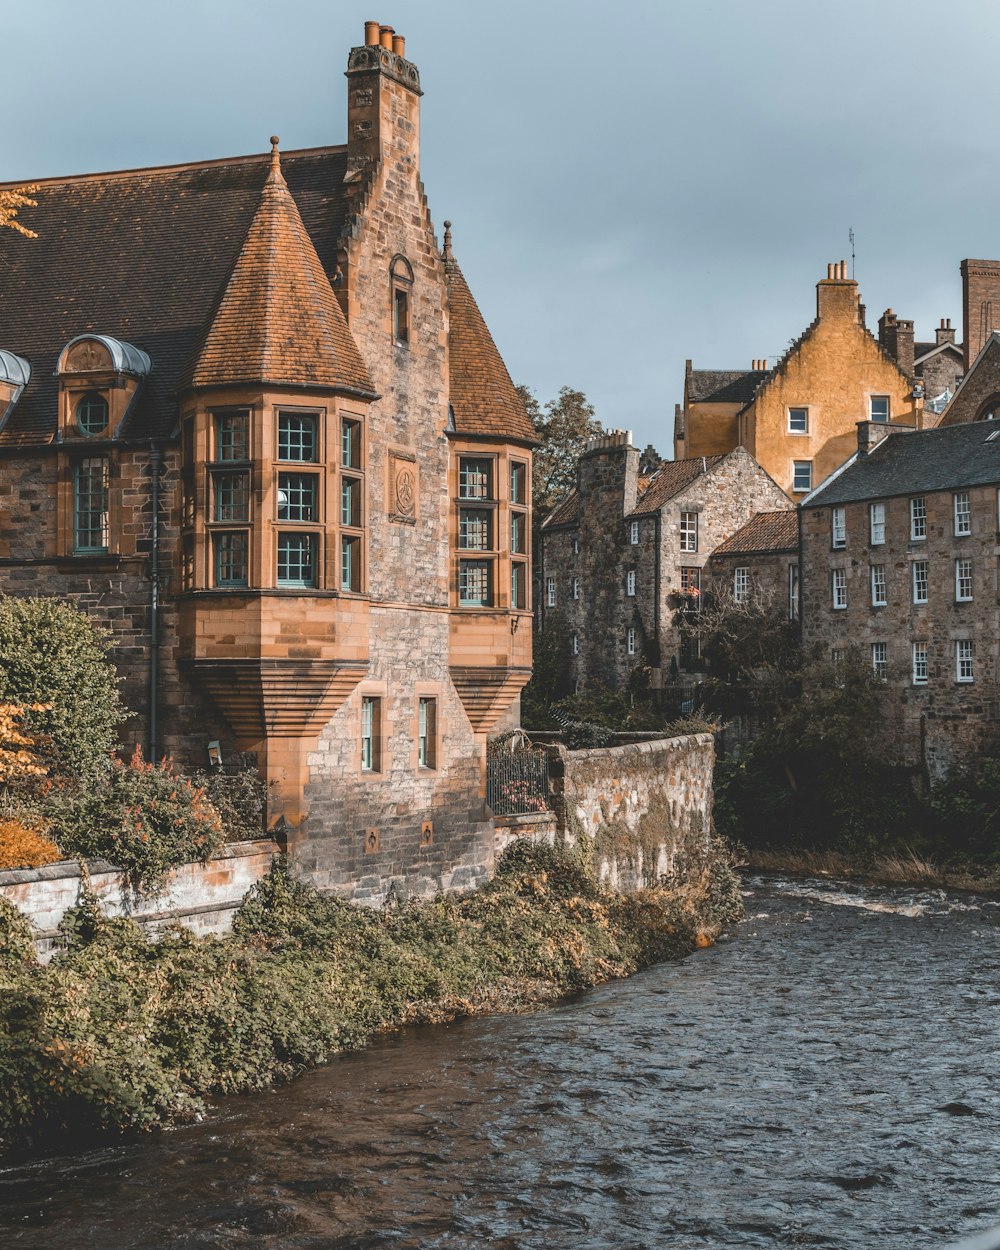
[
  {"left": 744, "top": 847, "right": 1000, "bottom": 896},
  {"left": 0, "top": 838, "right": 742, "bottom": 1156}
]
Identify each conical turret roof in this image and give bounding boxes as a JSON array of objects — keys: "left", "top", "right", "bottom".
[{"left": 180, "top": 140, "right": 375, "bottom": 395}]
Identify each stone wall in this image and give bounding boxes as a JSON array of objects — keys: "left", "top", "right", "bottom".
[
  {"left": 0, "top": 839, "right": 280, "bottom": 961},
  {"left": 546, "top": 734, "right": 714, "bottom": 891}
]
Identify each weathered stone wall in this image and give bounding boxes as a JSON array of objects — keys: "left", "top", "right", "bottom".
[
  {"left": 546, "top": 734, "right": 715, "bottom": 891},
  {"left": 493, "top": 810, "right": 559, "bottom": 855},
  {"left": 0, "top": 840, "right": 280, "bottom": 961}
]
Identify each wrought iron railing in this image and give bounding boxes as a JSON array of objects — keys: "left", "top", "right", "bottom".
[{"left": 486, "top": 746, "right": 549, "bottom": 816}]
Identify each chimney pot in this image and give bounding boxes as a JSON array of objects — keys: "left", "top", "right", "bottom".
[
  {"left": 827, "top": 263, "right": 835, "bottom": 280},
  {"left": 392, "top": 33, "right": 405, "bottom": 56},
  {"left": 364, "top": 20, "right": 380, "bottom": 45},
  {"left": 379, "top": 24, "right": 394, "bottom": 48}
]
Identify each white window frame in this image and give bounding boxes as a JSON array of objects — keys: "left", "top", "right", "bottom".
[
  {"left": 869, "top": 395, "right": 890, "bottom": 423},
  {"left": 954, "top": 491, "right": 971, "bottom": 537},
  {"left": 832, "top": 568, "right": 847, "bottom": 610},
  {"left": 831, "top": 507, "right": 846, "bottom": 549},
  {"left": 572, "top": 536, "right": 580, "bottom": 555},
  {"left": 629, "top": 520, "right": 640, "bottom": 545},
  {"left": 912, "top": 560, "right": 928, "bottom": 605},
  {"left": 957, "top": 639, "right": 974, "bottom": 683},
  {"left": 870, "top": 502, "right": 885, "bottom": 546},
  {"left": 626, "top": 627, "right": 636, "bottom": 656},
  {"left": 956, "top": 557, "right": 973, "bottom": 602},
  {"left": 788, "top": 406, "right": 808, "bottom": 434},
  {"left": 546, "top": 576, "right": 556, "bottom": 607},
  {"left": 626, "top": 570, "right": 636, "bottom": 597},
  {"left": 871, "top": 641, "right": 888, "bottom": 681},
  {"left": 788, "top": 564, "right": 800, "bottom": 621},
  {"left": 910, "top": 496, "right": 926, "bottom": 541},
  {"left": 792, "top": 460, "right": 812, "bottom": 493},
  {"left": 870, "top": 564, "right": 887, "bottom": 607},
  {"left": 680, "top": 511, "right": 698, "bottom": 553},
  {"left": 571, "top": 576, "right": 580, "bottom": 600},
  {"left": 572, "top": 632, "right": 579, "bottom": 655},
  {"left": 912, "top": 641, "right": 928, "bottom": 686},
  {"left": 733, "top": 566, "right": 750, "bottom": 604}
]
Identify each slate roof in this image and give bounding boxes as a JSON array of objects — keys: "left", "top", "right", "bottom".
[
  {"left": 629, "top": 456, "right": 724, "bottom": 516},
  {"left": 180, "top": 148, "right": 374, "bottom": 396},
  {"left": 807, "top": 422, "right": 1000, "bottom": 507},
  {"left": 0, "top": 146, "right": 353, "bottom": 444},
  {"left": 711, "top": 510, "right": 797, "bottom": 556},
  {"left": 444, "top": 251, "right": 535, "bottom": 443},
  {"left": 686, "top": 369, "right": 768, "bottom": 404}
]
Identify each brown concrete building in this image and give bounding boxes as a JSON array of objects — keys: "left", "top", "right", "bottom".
[
  {"left": 675, "top": 262, "right": 920, "bottom": 498},
  {"left": 539, "top": 433, "right": 790, "bottom": 693},
  {"left": 0, "top": 23, "right": 535, "bottom": 901},
  {"left": 800, "top": 421, "right": 1000, "bottom": 778}
]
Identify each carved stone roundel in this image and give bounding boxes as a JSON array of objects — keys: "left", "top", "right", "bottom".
[{"left": 395, "top": 467, "right": 415, "bottom": 516}]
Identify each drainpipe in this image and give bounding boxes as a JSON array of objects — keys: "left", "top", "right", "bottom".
[{"left": 148, "top": 443, "right": 163, "bottom": 762}]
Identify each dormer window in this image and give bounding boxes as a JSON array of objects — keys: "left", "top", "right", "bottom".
[
  {"left": 390, "top": 255, "right": 414, "bottom": 346},
  {"left": 76, "top": 392, "right": 110, "bottom": 437}
]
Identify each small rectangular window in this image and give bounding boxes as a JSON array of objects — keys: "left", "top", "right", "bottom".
[
  {"left": 571, "top": 576, "right": 580, "bottom": 599},
  {"left": 459, "top": 559, "right": 492, "bottom": 606},
  {"left": 788, "top": 564, "right": 800, "bottom": 621},
  {"left": 832, "top": 507, "right": 846, "bottom": 549},
  {"left": 630, "top": 520, "right": 640, "bottom": 545},
  {"left": 871, "top": 641, "right": 888, "bottom": 680},
  {"left": 459, "top": 508, "right": 492, "bottom": 550},
  {"left": 277, "top": 532, "right": 317, "bottom": 587},
  {"left": 571, "top": 632, "right": 579, "bottom": 655},
  {"left": 214, "top": 471, "right": 250, "bottom": 522},
  {"left": 734, "top": 566, "right": 749, "bottom": 604},
  {"left": 418, "top": 697, "right": 436, "bottom": 769},
  {"left": 832, "top": 568, "right": 847, "bottom": 609},
  {"left": 957, "top": 639, "right": 974, "bottom": 683},
  {"left": 215, "top": 411, "right": 250, "bottom": 462},
  {"left": 340, "top": 535, "right": 362, "bottom": 592},
  {"left": 459, "top": 458, "right": 493, "bottom": 499},
  {"left": 910, "top": 497, "right": 927, "bottom": 541},
  {"left": 511, "top": 512, "right": 526, "bottom": 554},
  {"left": 954, "top": 491, "right": 971, "bottom": 536},
  {"left": 626, "top": 570, "right": 636, "bottom": 596},
  {"left": 341, "top": 419, "right": 362, "bottom": 468},
  {"left": 277, "top": 473, "right": 317, "bottom": 523},
  {"left": 680, "top": 566, "right": 701, "bottom": 595},
  {"left": 792, "top": 461, "right": 812, "bottom": 493},
  {"left": 788, "top": 407, "right": 808, "bottom": 434},
  {"left": 870, "top": 564, "right": 887, "bottom": 607},
  {"left": 870, "top": 502, "right": 886, "bottom": 545},
  {"left": 870, "top": 395, "right": 890, "bottom": 423},
  {"left": 510, "top": 462, "right": 527, "bottom": 505},
  {"left": 393, "top": 287, "right": 410, "bottom": 344},
  {"left": 361, "top": 696, "right": 381, "bottom": 771},
  {"left": 912, "top": 560, "right": 928, "bottom": 604},
  {"left": 956, "top": 557, "right": 973, "bottom": 602},
  {"left": 511, "top": 561, "right": 527, "bottom": 610},
  {"left": 627, "top": 627, "right": 636, "bottom": 656},
  {"left": 214, "top": 531, "right": 248, "bottom": 588},
  {"left": 571, "top": 536, "right": 580, "bottom": 555},
  {"left": 277, "top": 413, "right": 317, "bottom": 463},
  {"left": 912, "top": 641, "right": 928, "bottom": 685},
  {"left": 341, "top": 476, "right": 362, "bottom": 528},
  {"left": 680, "top": 511, "right": 698, "bottom": 552},
  {"left": 74, "top": 457, "right": 110, "bottom": 553},
  {"left": 546, "top": 576, "right": 556, "bottom": 607}
]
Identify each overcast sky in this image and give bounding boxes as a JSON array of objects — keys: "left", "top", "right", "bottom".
[{"left": 6, "top": 0, "right": 1000, "bottom": 453}]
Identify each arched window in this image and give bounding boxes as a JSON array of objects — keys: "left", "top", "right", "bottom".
[
  {"left": 390, "top": 255, "right": 413, "bottom": 345},
  {"left": 76, "top": 391, "right": 109, "bottom": 436},
  {"left": 977, "top": 397, "right": 1000, "bottom": 421}
]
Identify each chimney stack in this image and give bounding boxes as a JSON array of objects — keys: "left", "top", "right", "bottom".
[
  {"left": 877, "top": 307, "right": 914, "bottom": 376},
  {"left": 961, "top": 259, "right": 1000, "bottom": 370},
  {"left": 935, "top": 317, "right": 956, "bottom": 347},
  {"left": 817, "top": 259, "right": 859, "bottom": 322}
]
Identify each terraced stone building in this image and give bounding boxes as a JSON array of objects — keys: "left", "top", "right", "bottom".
[{"left": 0, "top": 22, "right": 535, "bottom": 900}]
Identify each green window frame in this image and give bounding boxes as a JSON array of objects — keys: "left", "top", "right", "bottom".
[
  {"left": 214, "top": 532, "right": 249, "bottom": 588},
  {"left": 459, "top": 558, "right": 492, "bottom": 606},
  {"left": 73, "top": 457, "right": 109, "bottom": 552},
  {"left": 278, "top": 473, "right": 317, "bottom": 523},
  {"left": 277, "top": 412, "right": 317, "bottom": 463},
  {"left": 277, "top": 533, "right": 317, "bottom": 588}
]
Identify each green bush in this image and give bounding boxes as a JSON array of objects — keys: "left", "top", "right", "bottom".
[
  {"left": 188, "top": 765, "right": 267, "bottom": 843},
  {"left": 0, "top": 597, "right": 129, "bottom": 781},
  {"left": 44, "top": 749, "right": 225, "bottom": 896},
  {"left": 929, "top": 760, "right": 1000, "bottom": 864}
]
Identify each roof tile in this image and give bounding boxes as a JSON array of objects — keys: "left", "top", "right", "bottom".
[{"left": 712, "top": 509, "right": 797, "bottom": 555}]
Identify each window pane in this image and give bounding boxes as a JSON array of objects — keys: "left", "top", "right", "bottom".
[
  {"left": 832, "top": 507, "right": 846, "bottom": 548},
  {"left": 76, "top": 392, "right": 109, "bottom": 437},
  {"left": 214, "top": 531, "right": 249, "bottom": 587},
  {"left": 278, "top": 473, "right": 317, "bottom": 523},
  {"left": 788, "top": 407, "right": 808, "bottom": 433},
  {"left": 341, "top": 475, "right": 362, "bottom": 528},
  {"left": 459, "top": 458, "right": 493, "bottom": 499},
  {"left": 793, "top": 461, "right": 812, "bottom": 492},
  {"left": 277, "top": 413, "right": 317, "bottom": 463},
  {"left": 910, "top": 497, "right": 926, "bottom": 540},
  {"left": 74, "top": 457, "right": 109, "bottom": 552},
  {"left": 393, "top": 287, "right": 410, "bottom": 343},
  {"left": 340, "top": 535, "right": 361, "bottom": 592},
  {"left": 342, "top": 419, "right": 362, "bottom": 468},
  {"left": 459, "top": 508, "right": 492, "bottom": 550},
  {"left": 680, "top": 511, "right": 698, "bottom": 552},
  {"left": 459, "top": 558, "right": 491, "bottom": 606},
  {"left": 277, "top": 533, "right": 317, "bottom": 586},
  {"left": 510, "top": 462, "right": 526, "bottom": 505},
  {"left": 511, "top": 561, "right": 526, "bottom": 609},
  {"left": 361, "top": 696, "right": 380, "bottom": 771},
  {"left": 418, "top": 697, "right": 436, "bottom": 768},
  {"left": 215, "top": 412, "right": 249, "bottom": 461},
  {"left": 214, "top": 471, "right": 250, "bottom": 522},
  {"left": 511, "top": 512, "right": 526, "bottom": 554},
  {"left": 870, "top": 395, "right": 889, "bottom": 422},
  {"left": 954, "top": 492, "right": 971, "bottom": 535}
]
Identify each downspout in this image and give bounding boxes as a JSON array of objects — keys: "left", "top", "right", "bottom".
[
  {"left": 148, "top": 443, "right": 162, "bottom": 762},
  {"left": 653, "top": 511, "right": 662, "bottom": 701}
]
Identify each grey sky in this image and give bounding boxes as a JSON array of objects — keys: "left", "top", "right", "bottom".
[{"left": 6, "top": 0, "right": 999, "bottom": 453}]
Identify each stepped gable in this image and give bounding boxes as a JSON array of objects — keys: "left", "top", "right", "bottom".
[
  {"left": 629, "top": 455, "right": 724, "bottom": 516},
  {"left": 443, "top": 229, "right": 535, "bottom": 444},
  {"left": 180, "top": 140, "right": 374, "bottom": 396},
  {"left": 712, "top": 509, "right": 797, "bottom": 555},
  {"left": 0, "top": 145, "right": 353, "bottom": 445}
]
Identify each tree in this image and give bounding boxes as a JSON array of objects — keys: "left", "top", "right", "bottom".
[
  {"left": 0, "top": 186, "right": 38, "bottom": 238},
  {"left": 0, "top": 597, "right": 129, "bottom": 780},
  {"left": 518, "top": 385, "right": 602, "bottom": 526}
]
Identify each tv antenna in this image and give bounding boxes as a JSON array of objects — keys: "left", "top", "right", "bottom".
[{"left": 849, "top": 227, "right": 855, "bottom": 279}]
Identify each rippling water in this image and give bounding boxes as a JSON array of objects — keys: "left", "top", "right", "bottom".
[{"left": 3, "top": 875, "right": 1000, "bottom": 1250}]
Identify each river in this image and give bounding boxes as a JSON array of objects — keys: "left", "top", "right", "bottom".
[{"left": 2, "top": 874, "right": 1000, "bottom": 1250}]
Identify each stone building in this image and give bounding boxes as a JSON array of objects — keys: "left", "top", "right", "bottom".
[
  {"left": 675, "top": 261, "right": 920, "bottom": 497},
  {"left": 705, "top": 510, "right": 799, "bottom": 622},
  {"left": 538, "top": 433, "right": 790, "bottom": 693},
  {"left": 800, "top": 420, "right": 1000, "bottom": 777},
  {"left": 0, "top": 22, "right": 535, "bottom": 900}
]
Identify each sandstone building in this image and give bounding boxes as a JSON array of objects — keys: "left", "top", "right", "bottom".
[
  {"left": 538, "top": 433, "right": 789, "bottom": 692},
  {"left": 0, "top": 23, "right": 535, "bottom": 900},
  {"left": 800, "top": 421, "right": 1000, "bottom": 777},
  {"left": 675, "top": 262, "right": 920, "bottom": 499}
]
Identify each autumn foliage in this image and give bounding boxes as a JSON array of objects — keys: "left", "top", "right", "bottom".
[{"left": 0, "top": 819, "right": 61, "bottom": 871}]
